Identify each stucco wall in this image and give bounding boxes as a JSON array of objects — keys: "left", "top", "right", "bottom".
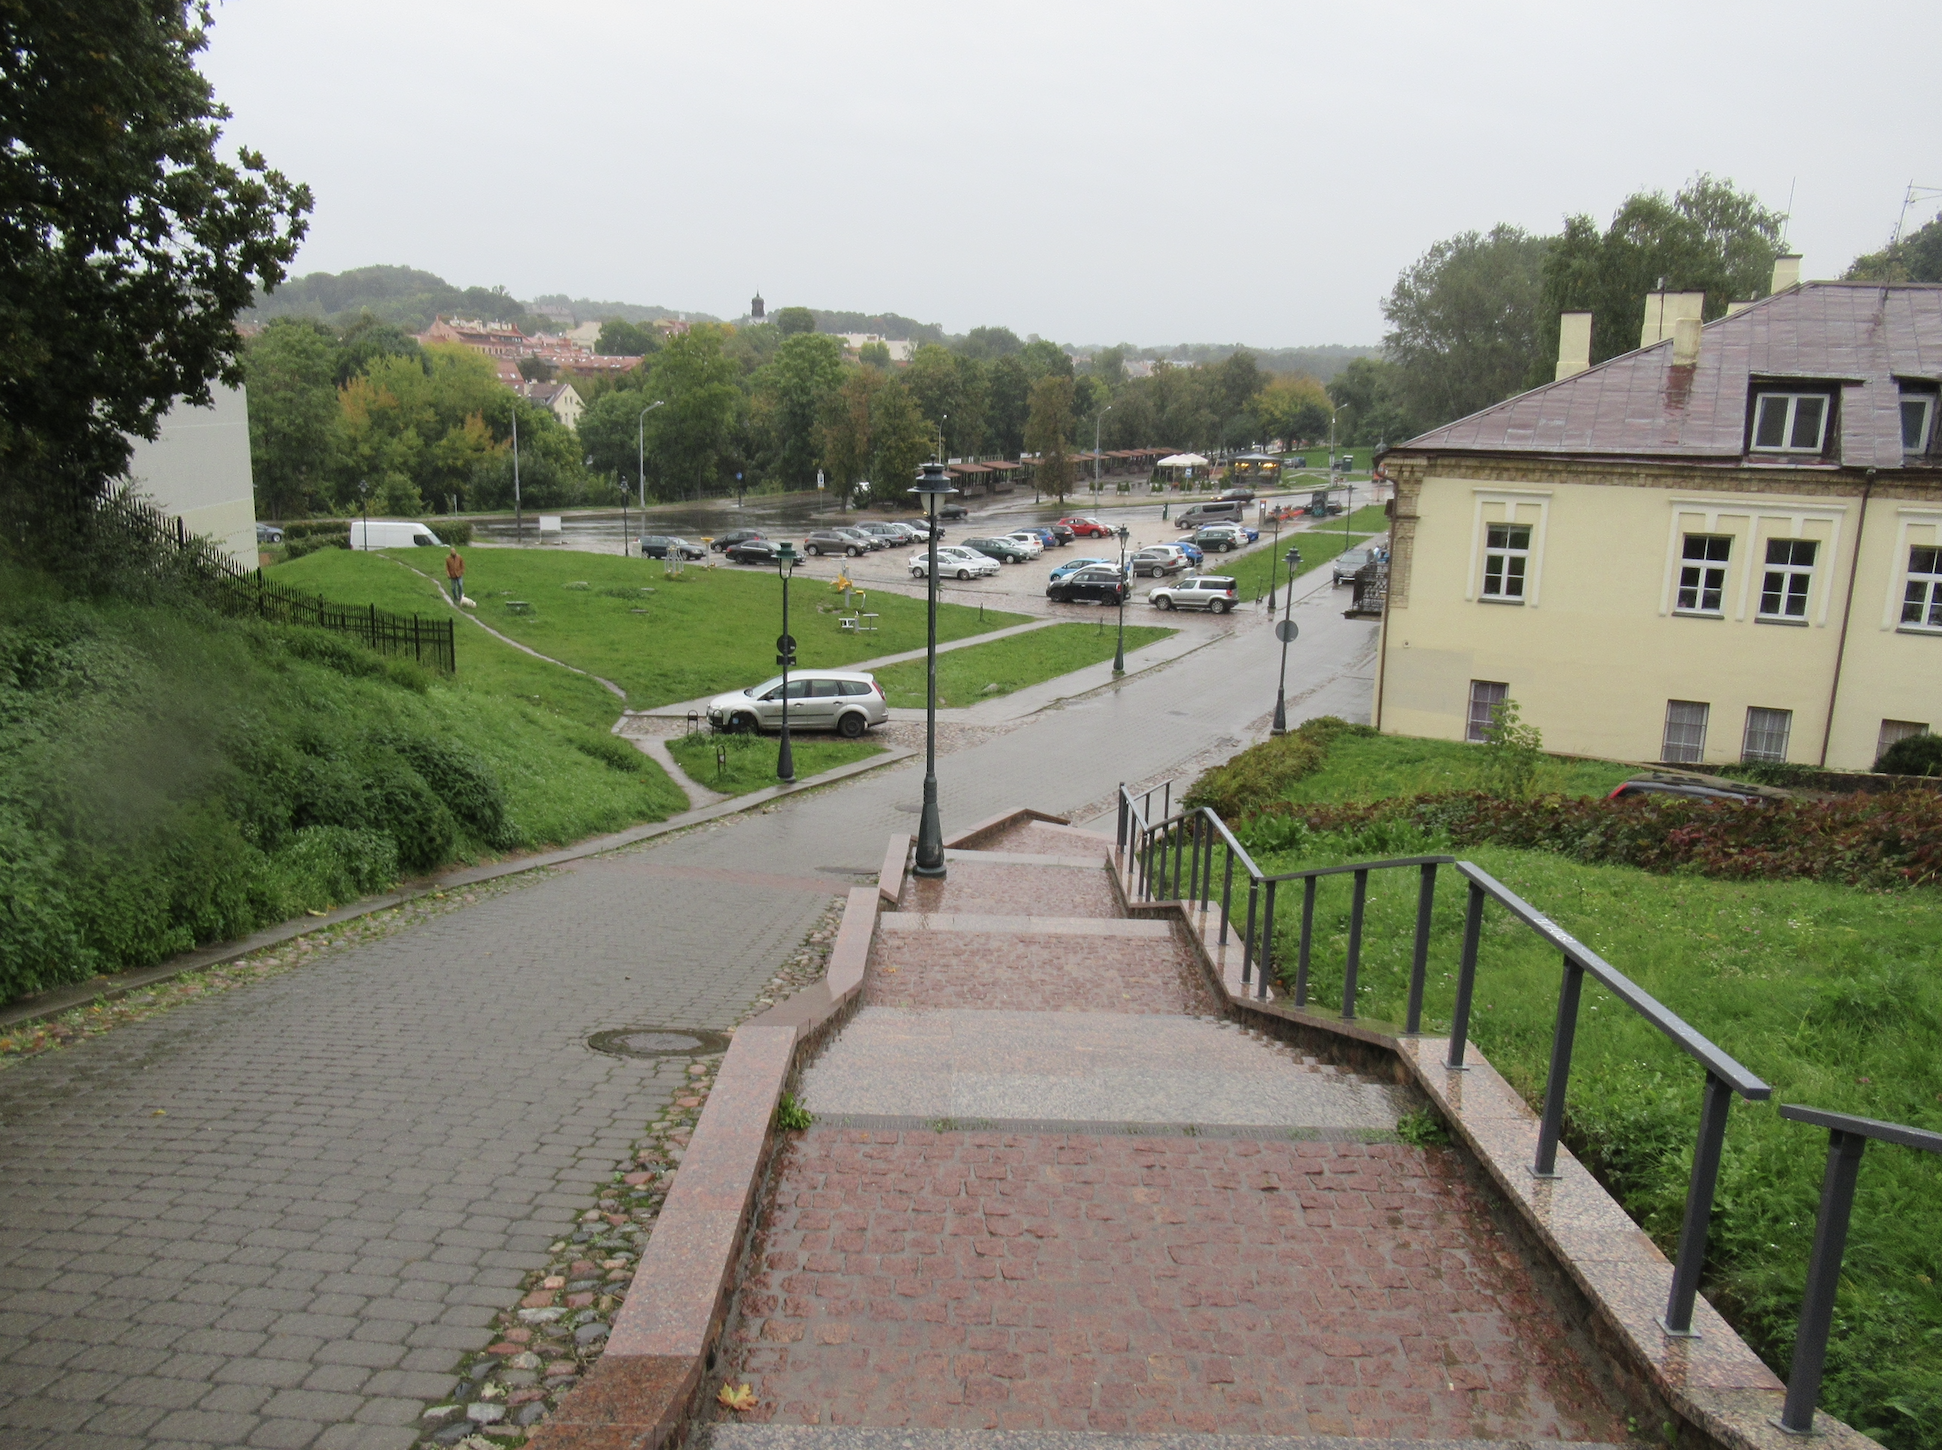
[{"left": 122, "top": 383, "right": 258, "bottom": 569}]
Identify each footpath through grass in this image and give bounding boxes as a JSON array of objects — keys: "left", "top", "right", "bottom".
[
  {"left": 665, "top": 732, "right": 885, "bottom": 796},
  {"left": 873, "top": 621, "right": 1175, "bottom": 708},
  {"left": 269, "top": 548, "right": 1032, "bottom": 708},
  {"left": 1194, "top": 724, "right": 1942, "bottom": 1447}
]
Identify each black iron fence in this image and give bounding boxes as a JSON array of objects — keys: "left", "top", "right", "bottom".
[
  {"left": 96, "top": 491, "right": 455, "bottom": 674},
  {"left": 1115, "top": 780, "right": 1935, "bottom": 1432}
]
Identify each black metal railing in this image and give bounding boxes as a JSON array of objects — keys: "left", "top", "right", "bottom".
[
  {"left": 1115, "top": 781, "right": 1769, "bottom": 1341},
  {"left": 93, "top": 490, "right": 456, "bottom": 674}
]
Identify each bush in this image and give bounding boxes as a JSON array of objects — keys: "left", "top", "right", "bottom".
[
  {"left": 282, "top": 531, "right": 349, "bottom": 560},
  {"left": 1879, "top": 732, "right": 1942, "bottom": 777},
  {"left": 265, "top": 827, "right": 399, "bottom": 914},
  {"left": 1183, "top": 716, "right": 1371, "bottom": 819}
]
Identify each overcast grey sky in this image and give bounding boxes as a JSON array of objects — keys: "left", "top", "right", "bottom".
[{"left": 202, "top": 0, "right": 1939, "bottom": 348}]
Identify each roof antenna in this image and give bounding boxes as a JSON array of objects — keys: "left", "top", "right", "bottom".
[
  {"left": 1891, "top": 181, "right": 1942, "bottom": 258},
  {"left": 1780, "top": 177, "right": 1795, "bottom": 244}
]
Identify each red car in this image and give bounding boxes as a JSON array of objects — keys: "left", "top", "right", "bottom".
[{"left": 1058, "top": 516, "right": 1113, "bottom": 538}]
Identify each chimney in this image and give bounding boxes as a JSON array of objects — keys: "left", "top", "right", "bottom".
[
  {"left": 1771, "top": 253, "right": 1802, "bottom": 293},
  {"left": 1672, "top": 315, "right": 1702, "bottom": 366},
  {"left": 1555, "top": 311, "right": 1593, "bottom": 380},
  {"left": 1725, "top": 299, "right": 1756, "bottom": 317},
  {"left": 1640, "top": 290, "right": 1707, "bottom": 348}
]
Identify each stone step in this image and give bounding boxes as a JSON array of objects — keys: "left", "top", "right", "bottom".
[
  {"left": 900, "top": 856, "right": 1122, "bottom": 919},
  {"left": 799, "top": 1008, "right": 1406, "bottom": 1129},
  {"left": 704, "top": 1422, "right": 1630, "bottom": 1450}
]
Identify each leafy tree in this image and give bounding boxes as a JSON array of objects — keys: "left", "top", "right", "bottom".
[
  {"left": 1, "top": 0, "right": 312, "bottom": 497},
  {"left": 857, "top": 340, "right": 891, "bottom": 368},
  {"left": 749, "top": 332, "right": 846, "bottom": 490},
  {"left": 1088, "top": 346, "right": 1127, "bottom": 389},
  {"left": 1536, "top": 175, "right": 1784, "bottom": 372},
  {"left": 1846, "top": 209, "right": 1942, "bottom": 284},
  {"left": 1382, "top": 224, "right": 1551, "bottom": 432},
  {"left": 986, "top": 355, "right": 1031, "bottom": 457},
  {"left": 1019, "top": 339, "right": 1074, "bottom": 381},
  {"left": 868, "top": 380, "right": 932, "bottom": 506},
  {"left": 576, "top": 384, "right": 658, "bottom": 494},
  {"left": 775, "top": 307, "right": 816, "bottom": 336},
  {"left": 1326, "top": 358, "right": 1415, "bottom": 447},
  {"left": 815, "top": 368, "right": 883, "bottom": 503},
  {"left": 958, "top": 325, "right": 1023, "bottom": 360},
  {"left": 1252, "top": 374, "right": 1333, "bottom": 447},
  {"left": 333, "top": 316, "right": 422, "bottom": 387},
  {"left": 517, "top": 355, "right": 555, "bottom": 382},
  {"left": 639, "top": 325, "right": 740, "bottom": 500},
  {"left": 242, "top": 320, "right": 341, "bottom": 520},
  {"left": 596, "top": 318, "right": 659, "bottom": 356},
  {"left": 1025, "top": 375, "right": 1076, "bottom": 502}
]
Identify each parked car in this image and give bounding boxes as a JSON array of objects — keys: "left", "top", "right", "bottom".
[
  {"left": 1176, "top": 500, "right": 1245, "bottom": 528},
  {"left": 902, "top": 518, "right": 938, "bottom": 542},
  {"left": 256, "top": 522, "right": 284, "bottom": 544},
  {"left": 351, "top": 519, "right": 444, "bottom": 550},
  {"left": 1045, "top": 522, "right": 1076, "bottom": 544},
  {"left": 1058, "top": 516, "right": 1114, "bottom": 538},
  {"left": 1047, "top": 566, "right": 1129, "bottom": 605},
  {"left": 707, "top": 670, "right": 888, "bottom": 739},
  {"left": 1219, "top": 487, "right": 1255, "bottom": 502},
  {"left": 1049, "top": 556, "right": 1112, "bottom": 581},
  {"left": 638, "top": 534, "right": 705, "bottom": 560},
  {"left": 1016, "top": 525, "right": 1060, "bottom": 548},
  {"left": 1189, "top": 527, "right": 1244, "bottom": 554},
  {"left": 709, "top": 528, "right": 765, "bottom": 552},
  {"left": 837, "top": 526, "right": 886, "bottom": 551},
  {"left": 1606, "top": 780, "right": 1767, "bottom": 805},
  {"left": 964, "top": 536, "right": 1033, "bottom": 564},
  {"left": 724, "top": 538, "right": 784, "bottom": 565},
  {"left": 938, "top": 502, "right": 969, "bottom": 521},
  {"left": 1002, "top": 530, "right": 1046, "bottom": 558},
  {"left": 857, "top": 521, "right": 917, "bottom": 545},
  {"left": 1332, "top": 546, "right": 1378, "bottom": 585},
  {"left": 803, "top": 529, "right": 866, "bottom": 557},
  {"left": 1128, "top": 546, "right": 1190, "bottom": 577},
  {"left": 1148, "top": 575, "right": 1239, "bottom": 614},
  {"left": 1170, "top": 538, "right": 1205, "bottom": 566},
  {"left": 911, "top": 546, "right": 1000, "bottom": 579}
]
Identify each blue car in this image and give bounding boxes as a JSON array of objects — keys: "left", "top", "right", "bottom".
[
  {"left": 1171, "top": 538, "right": 1205, "bottom": 565},
  {"left": 1050, "top": 556, "right": 1112, "bottom": 581}
]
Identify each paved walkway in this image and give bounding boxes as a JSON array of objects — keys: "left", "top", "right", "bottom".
[
  {"left": 711, "top": 823, "right": 1629, "bottom": 1440},
  {"left": 0, "top": 567, "right": 1377, "bottom": 1450}
]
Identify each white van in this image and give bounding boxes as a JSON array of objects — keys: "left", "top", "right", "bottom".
[{"left": 349, "top": 520, "right": 445, "bottom": 551}]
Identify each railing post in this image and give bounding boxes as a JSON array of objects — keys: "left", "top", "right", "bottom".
[
  {"left": 1259, "top": 879, "right": 1277, "bottom": 1000},
  {"left": 1218, "top": 846, "right": 1234, "bottom": 945},
  {"left": 1170, "top": 822, "right": 1184, "bottom": 901},
  {"left": 1241, "top": 880, "right": 1259, "bottom": 985},
  {"left": 1341, "top": 869, "right": 1369, "bottom": 1019},
  {"left": 1117, "top": 785, "right": 1127, "bottom": 852},
  {"left": 1295, "top": 877, "right": 1316, "bottom": 1007},
  {"left": 1533, "top": 955, "right": 1585, "bottom": 1177},
  {"left": 1778, "top": 1129, "right": 1868, "bottom": 1434},
  {"left": 1448, "top": 881, "right": 1485, "bottom": 1068},
  {"left": 1405, "top": 862, "right": 1437, "bottom": 1035},
  {"left": 1187, "top": 816, "right": 1201, "bottom": 906},
  {"left": 1661, "top": 1071, "right": 1734, "bottom": 1337}
]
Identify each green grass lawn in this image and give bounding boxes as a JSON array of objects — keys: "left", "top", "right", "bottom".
[
  {"left": 872, "top": 621, "right": 1176, "bottom": 708},
  {"left": 1220, "top": 505, "right": 1389, "bottom": 601},
  {"left": 665, "top": 731, "right": 885, "bottom": 795},
  {"left": 1218, "top": 726, "right": 1942, "bottom": 1446},
  {"left": 268, "top": 548, "right": 1032, "bottom": 709}
]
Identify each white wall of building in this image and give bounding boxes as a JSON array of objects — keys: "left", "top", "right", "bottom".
[{"left": 122, "top": 383, "right": 259, "bottom": 568}]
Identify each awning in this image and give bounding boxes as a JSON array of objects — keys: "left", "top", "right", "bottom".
[{"left": 1157, "top": 453, "right": 1209, "bottom": 467}]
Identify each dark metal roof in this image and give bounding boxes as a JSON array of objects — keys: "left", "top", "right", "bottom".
[{"left": 1390, "top": 282, "right": 1942, "bottom": 470}]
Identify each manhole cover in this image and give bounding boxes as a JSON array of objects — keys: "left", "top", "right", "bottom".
[
  {"left": 587, "top": 1027, "right": 730, "bottom": 1059},
  {"left": 893, "top": 802, "right": 922, "bottom": 813}
]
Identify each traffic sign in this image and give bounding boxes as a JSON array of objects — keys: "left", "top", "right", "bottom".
[
  {"left": 776, "top": 634, "right": 796, "bottom": 653},
  {"left": 1275, "top": 619, "right": 1300, "bottom": 644}
]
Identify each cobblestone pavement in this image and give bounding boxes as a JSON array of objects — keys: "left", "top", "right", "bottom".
[{"left": 0, "top": 567, "right": 1378, "bottom": 1450}]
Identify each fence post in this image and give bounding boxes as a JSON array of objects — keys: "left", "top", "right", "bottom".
[
  {"left": 1405, "top": 862, "right": 1438, "bottom": 1035},
  {"left": 1187, "top": 816, "right": 1201, "bottom": 905},
  {"left": 1341, "top": 869, "right": 1369, "bottom": 1019},
  {"left": 1170, "top": 821, "right": 1184, "bottom": 901},
  {"left": 1660, "top": 1071, "right": 1734, "bottom": 1337},
  {"left": 1448, "top": 881, "right": 1485, "bottom": 1067},
  {"left": 1117, "top": 784, "right": 1127, "bottom": 853},
  {"left": 1294, "top": 877, "right": 1316, "bottom": 1006},
  {"left": 1533, "top": 955, "right": 1585, "bottom": 1177},
  {"left": 1777, "top": 1130, "right": 1868, "bottom": 1433},
  {"left": 1258, "top": 879, "right": 1277, "bottom": 1000},
  {"left": 1218, "top": 846, "right": 1234, "bottom": 945}
]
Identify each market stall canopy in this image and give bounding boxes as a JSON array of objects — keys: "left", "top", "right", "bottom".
[{"left": 1156, "top": 453, "right": 1209, "bottom": 467}]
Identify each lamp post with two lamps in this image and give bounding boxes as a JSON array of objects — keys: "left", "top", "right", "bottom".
[
  {"left": 910, "top": 462, "right": 958, "bottom": 878},
  {"left": 773, "top": 541, "right": 800, "bottom": 785},
  {"left": 1113, "top": 524, "right": 1132, "bottom": 674},
  {"left": 1271, "top": 546, "right": 1302, "bottom": 735}
]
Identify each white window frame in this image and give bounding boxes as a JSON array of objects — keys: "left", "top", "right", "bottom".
[
  {"left": 1749, "top": 391, "right": 1832, "bottom": 454},
  {"left": 1883, "top": 509, "right": 1942, "bottom": 632},
  {"left": 1466, "top": 680, "right": 1508, "bottom": 744},
  {"left": 1741, "top": 707, "right": 1793, "bottom": 764},
  {"left": 1465, "top": 489, "right": 1550, "bottom": 605},
  {"left": 1903, "top": 543, "right": 1942, "bottom": 632},
  {"left": 1902, "top": 392, "right": 1936, "bottom": 455},
  {"left": 1757, "top": 538, "right": 1818, "bottom": 622},
  {"left": 1480, "top": 522, "right": 1532, "bottom": 601},
  {"left": 1675, "top": 534, "right": 1731, "bottom": 615},
  {"left": 1661, "top": 498, "right": 1844, "bottom": 625},
  {"left": 1662, "top": 700, "right": 1710, "bottom": 765}
]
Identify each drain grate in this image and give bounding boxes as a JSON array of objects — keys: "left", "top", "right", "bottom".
[{"left": 587, "top": 1027, "right": 730, "bottom": 1059}]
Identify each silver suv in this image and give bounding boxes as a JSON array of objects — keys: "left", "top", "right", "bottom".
[
  {"left": 1147, "top": 575, "right": 1239, "bottom": 614},
  {"left": 706, "top": 671, "right": 887, "bottom": 738}
]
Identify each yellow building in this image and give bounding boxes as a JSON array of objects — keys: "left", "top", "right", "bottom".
[{"left": 1373, "top": 279, "right": 1942, "bottom": 773}]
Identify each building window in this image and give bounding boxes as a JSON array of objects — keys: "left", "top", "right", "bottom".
[
  {"left": 1466, "top": 680, "right": 1508, "bottom": 743},
  {"left": 1481, "top": 524, "right": 1530, "bottom": 600},
  {"left": 1759, "top": 539, "right": 1817, "bottom": 619},
  {"left": 1663, "top": 700, "right": 1710, "bottom": 764},
  {"left": 1904, "top": 393, "right": 1936, "bottom": 454},
  {"left": 1742, "top": 707, "right": 1793, "bottom": 763},
  {"left": 1878, "top": 720, "right": 1929, "bottom": 760},
  {"left": 1676, "top": 535, "right": 1731, "bottom": 613},
  {"left": 1903, "top": 545, "right": 1942, "bottom": 630},
  {"left": 1750, "top": 391, "right": 1831, "bottom": 453}
]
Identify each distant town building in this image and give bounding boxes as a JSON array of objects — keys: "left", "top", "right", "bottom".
[
  {"left": 750, "top": 292, "right": 765, "bottom": 322},
  {"left": 417, "top": 316, "right": 643, "bottom": 402},
  {"left": 517, "top": 380, "right": 585, "bottom": 430},
  {"left": 836, "top": 333, "right": 914, "bottom": 362}
]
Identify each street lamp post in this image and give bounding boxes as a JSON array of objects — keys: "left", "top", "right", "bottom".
[
  {"left": 1265, "top": 512, "right": 1283, "bottom": 610},
  {"left": 910, "top": 462, "right": 958, "bottom": 878},
  {"left": 1113, "top": 524, "right": 1131, "bottom": 674},
  {"left": 774, "top": 541, "right": 799, "bottom": 784},
  {"left": 1271, "top": 546, "right": 1302, "bottom": 735},
  {"left": 637, "top": 399, "right": 665, "bottom": 511},
  {"left": 511, "top": 406, "right": 521, "bottom": 542}
]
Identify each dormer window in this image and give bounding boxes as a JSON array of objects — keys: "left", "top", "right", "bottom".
[
  {"left": 1904, "top": 391, "right": 1936, "bottom": 455},
  {"left": 1750, "top": 390, "right": 1831, "bottom": 454}
]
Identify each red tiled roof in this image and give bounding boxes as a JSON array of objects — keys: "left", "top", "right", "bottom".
[{"left": 1390, "top": 282, "right": 1942, "bottom": 471}]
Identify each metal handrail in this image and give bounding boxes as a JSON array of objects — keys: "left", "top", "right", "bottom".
[{"left": 1114, "top": 781, "right": 1771, "bottom": 1340}]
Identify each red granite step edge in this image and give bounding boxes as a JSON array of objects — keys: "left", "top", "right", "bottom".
[
  {"left": 940, "top": 805, "right": 1070, "bottom": 850},
  {"left": 1114, "top": 846, "right": 1877, "bottom": 1450},
  {"left": 527, "top": 886, "right": 881, "bottom": 1450},
  {"left": 876, "top": 831, "right": 911, "bottom": 908}
]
